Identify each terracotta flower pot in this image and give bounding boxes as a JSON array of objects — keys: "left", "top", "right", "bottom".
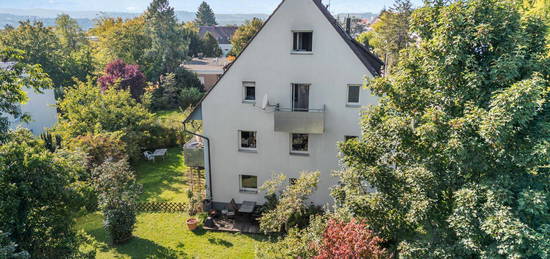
[{"left": 186, "top": 218, "right": 198, "bottom": 231}]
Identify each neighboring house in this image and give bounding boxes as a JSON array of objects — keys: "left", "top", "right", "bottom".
[
  {"left": 199, "top": 26, "right": 238, "bottom": 56},
  {"left": 183, "top": 58, "right": 228, "bottom": 91},
  {"left": 184, "top": 0, "right": 383, "bottom": 207},
  {"left": 0, "top": 62, "right": 57, "bottom": 135}
]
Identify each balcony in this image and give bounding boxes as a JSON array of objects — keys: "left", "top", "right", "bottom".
[
  {"left": 183, "top": 137, "right": 205, "bottom": 168},
  {"left": 274, "top": 105, "right": 325, "bottom": 134}
]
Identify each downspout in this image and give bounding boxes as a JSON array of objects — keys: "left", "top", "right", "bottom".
[{"left": 182, "top": 122, "right": 213, "bottom": 200}]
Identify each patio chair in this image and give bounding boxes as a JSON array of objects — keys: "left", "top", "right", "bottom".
[
  {"left": 226, "top": 199, "right": 239, "bottom": 219},
  {"left": 143, "top": 151, "right": 155, "bottom": 161}
]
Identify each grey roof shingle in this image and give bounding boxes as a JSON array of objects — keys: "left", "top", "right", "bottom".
[{"left": 199, "top": 26, "right": 238, "bottom": 44}]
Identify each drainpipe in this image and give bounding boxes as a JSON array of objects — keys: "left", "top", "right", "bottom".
[{"left": 182, "top": 122, "right": 213, "bottom": 200}]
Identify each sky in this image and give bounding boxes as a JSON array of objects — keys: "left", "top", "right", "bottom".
[{"left": 0, "top": 0, "right": 423, "bottom": 14}]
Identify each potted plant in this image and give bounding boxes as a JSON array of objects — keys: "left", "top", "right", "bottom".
[{"left": 186, "top": 218, "right": 198, "bottom": 231}]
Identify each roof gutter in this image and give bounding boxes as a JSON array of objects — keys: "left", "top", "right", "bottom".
[{"left": 182, "top": 122, "right": 213, "bottom": 200}]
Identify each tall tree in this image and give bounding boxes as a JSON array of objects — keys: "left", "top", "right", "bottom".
[
  {"left": 98, "top": 59, "right": 146, "bottom": 101},
  {"left": 228, "top": 18, "right": 263, "bottom": 56},
  {"left": 201, "top": 31, "right": 222, "bottom": 57},
  {"left": 54, "top": 14, "right": 86, "bottom": 51},
  {"left": 335, "top": 0, "right": 549, "bottom": 257},
  {"left": 195, "top": 1, "right": 217, "bottom": 26},
  {"left": 0, "top": 47, "right": 52, "bottom": 140},
  {"left": 144, "top": 0, "right": 187, "bottom": 81}
]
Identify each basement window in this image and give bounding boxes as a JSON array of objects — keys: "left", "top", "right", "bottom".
[
  {"left": 243, "top": 81, "right": 256, "bottom": 103},
  {"left": 292, "top": 31, "right": 313, "bottom": 52},
  {"left": 290, "top": 133, "right": 309, "bottom": 155},
  {"left": 239, "top": 130, "right": 257, "bottom": 151},
  {"left": 240, "top": 175, "right": 258, "bottom": 192},
  {"left": 345, "top": 136, "right": 358, "bottom": 142}
]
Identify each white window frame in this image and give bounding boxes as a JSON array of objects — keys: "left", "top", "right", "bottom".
[
  {"left": 290, "top": 133, "right": 309, "bottom": 155},
  {"left": 239, "top": 174, "right": 258, "bottom": 193},
  {"left": 242, "top": 81, "right": 256, "bottom": 103},
  {"left": 347, "top": 84, "right": 361, "bottom": 106},
  {"left": 291, "top": 30, "right": 313, "bottom": 54},
  {"left": 238, "top": 130, "right": 257, "bottom": 152}
]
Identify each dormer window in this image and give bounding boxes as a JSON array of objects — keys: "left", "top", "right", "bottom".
[{"left": 292, "top": 31, "right": 313, "bottom": 52}]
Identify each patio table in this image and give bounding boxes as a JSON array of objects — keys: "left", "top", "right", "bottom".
[{"left": 153, "top": 148, "right": 167, "bottom": 159}]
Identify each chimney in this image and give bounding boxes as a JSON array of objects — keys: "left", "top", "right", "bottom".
[{"left": 345, "top": 17, "right": 351, "bottom": 35}]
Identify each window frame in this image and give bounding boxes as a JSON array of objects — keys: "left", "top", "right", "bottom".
[
  {"left": 290, "top": 133, "right": 309, "bottom": 155},
  {"left": 242, "top": 81, "right": 256, "bottom": 103},
  {"left": 291, "top": 30, "right": 313, "bottom": 53},
  {"left": 239, "top": 174, "right": 258, "bottom": 193},
  {"left": 345, "top": 135, "right": 359, "bottom": 142},
  {"left": 238, "top": 130, "right": 257, "bottom": 152},
  {"left": 347, "top": 84, "right": 361, "bottom": 106}
]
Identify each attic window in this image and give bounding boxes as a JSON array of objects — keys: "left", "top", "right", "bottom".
[{"left": 292, "top": 31, "right": 313, "bottom": 52}]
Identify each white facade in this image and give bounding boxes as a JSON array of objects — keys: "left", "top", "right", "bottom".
[
  {"left": 189, "top": 0, "right": 382, "bottom": 206},
  {"left": 6, "top": 87, "right": 58, "bottom": 135}
]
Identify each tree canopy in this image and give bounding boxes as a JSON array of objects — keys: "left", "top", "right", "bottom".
[
  {"left": 228, "top": 18, "right": 263, "bottom": 56},
  {"left": 195, "top": 2, "right": 217, "bottom": 26},
  {"left": 336, "top": 0, "right": 550, "bottom": 257}
]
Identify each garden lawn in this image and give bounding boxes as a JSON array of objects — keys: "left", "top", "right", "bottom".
[{"left": 76, "top": 128, "right": 268, "bottom": 258}]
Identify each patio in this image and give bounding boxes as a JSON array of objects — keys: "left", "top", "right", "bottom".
[{"left": 202, "top": 214, "right": 260, "bottom": 234}]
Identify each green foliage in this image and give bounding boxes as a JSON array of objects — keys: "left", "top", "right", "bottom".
[
  {"left": 0, "top": 231, "right": 29, "bottom": 259},
  {"left": 335, "top": 0, "right": 550, "bottom": 257},
  {"left": 202, "top": 31, "right": 223, "bottom": 57},
  {"left": 182, "top": 22, "right": 204, "bottom": 57},
  {"left": 0, "top": 129, "right": 86, "bottom": 258},
  {"left": 228, "top": 18, "right": 263, "bottom": 56},
  {"left": 259, "top": 172, "right": 321, "bottom": 233},
  {"left": 150, "top": 68, "right": 203, "bottom": 111},
  {"left": 39, "top": 130, "right": 62, "bottom": 152},
  {"left": 55, "top": 79, "right": 155, "bottom": 161},
  {"left": 67, "top": 131, "right": 127, "bottom": 167},
  {"left": 0, "top": 47, "right": 52, "bottom": 140},
  {"left": 93, "top": 159, "right": 142, "bottom": 244},
  {"left": 195, "top": 1, "right": 217, "bottom": 26},
  {"left": 144, "top": 0, "right": 187, "bottom": 81},
  {"left": 55, "top": 14, "right": 86, "bottom": 51}
]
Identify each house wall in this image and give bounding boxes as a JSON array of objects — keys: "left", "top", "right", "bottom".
[
  {"left": 7, "top": 87, "right": 57, "bottom": 135},
  {"left": 201, "top": 0, "right": 378, "bottom": 205},
  {"left": 198, "top": 73, "right": 221, "bottom": 91}
]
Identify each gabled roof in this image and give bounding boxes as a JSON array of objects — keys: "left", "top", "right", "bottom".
[
  {"left": 184, "top": 0, "right": 384, "bottom": 123},
  {"left": 199, "top": 26, "right": 238, "bottom": 44}
]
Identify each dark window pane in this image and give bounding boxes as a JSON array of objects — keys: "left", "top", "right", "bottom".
[
  {"left": 302, "top": 32, "right": 312, "bottom": 51},
  {"left": 291, "top": 133, "right": 308, "bottom": 152},
  {"left": 289, "top": 178, "right": 297, "bottom": 185},
  {"left": 245, "top": 86, "right": 255, "bottom": 100},
  {"left": 293, "top": 32, "right": 298, "bottom": 50},
  {"left": 292, "top": 32, "right": 312, "bottom": 52},
  {"left": 240, "top": 131, "right": 256, "bottom": 149},
  {"left": 241, "top": 175, "right": 257, "bottom": 189},
  {"left": 292, "top": 84, "right": 309, "bottom": 111},
  {"left": 348, "top": 85, "right": 360, "bottom": 103},
  {"left": 345, "top": 136, "right": 358, "bottom": 141}
]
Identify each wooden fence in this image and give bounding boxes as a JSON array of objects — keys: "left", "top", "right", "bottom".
[{"left": 135, "top": 202, "right": 187, "bottom": 213}]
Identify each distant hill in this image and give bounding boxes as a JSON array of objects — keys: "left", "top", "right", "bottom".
[{"left": 0, "top": 8, "right": 269, "bottom": 30}]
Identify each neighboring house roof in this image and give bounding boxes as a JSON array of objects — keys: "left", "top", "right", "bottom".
[
  {"left": 199, "top": 26, "right": 238, "bottom": 44},
  {"left": 184, "top": 0, "right": 384, "bottom": 123},
  {"left": 183, "top": 58, "right": 228, "bottom": 74}
]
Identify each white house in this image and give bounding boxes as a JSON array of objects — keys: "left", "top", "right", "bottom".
[
  {"left": 0, "top": 62, "right": 58, "bottom": 135},
  {"left": 184, "top": 0, "right": 383, "bottom": 207}
]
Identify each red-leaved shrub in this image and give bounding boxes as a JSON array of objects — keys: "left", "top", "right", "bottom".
[
  {"left": 315, "top": 218, "right": 389, "bottom": 259},
  {"left": 98, "top": 59, "right": 146, "bottom": 100}
]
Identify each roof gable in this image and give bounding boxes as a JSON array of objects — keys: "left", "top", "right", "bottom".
[{"left": 185, "top": 0, "right": 384, "bottom": 123}]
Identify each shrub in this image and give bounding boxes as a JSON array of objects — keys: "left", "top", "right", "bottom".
[
  {"left": 93, "top": 159, "right": 141, "bottom": 244},
  {"left": 67, "top": 132, "right": 127, "bottom": 167},
  {"left": 149, "top": 68, "right": 203, "bottom": 111},
  {"left": 0, "top": 231, "right": 29, "bottom": 259},
  {"left": 315, "top": 218, "right": 389, "bottom": 259}
]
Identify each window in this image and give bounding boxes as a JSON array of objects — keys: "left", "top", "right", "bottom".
[
  {"left": 345, "top": 136, "right": 358, "bottom": 141},
  {"left": 290, "top": 133, "right": 309, "bottom": 154},
  {"left": 347, "top": 85, "right": 360, "bottom": 104},
  {"left": 239, "top": 131, "right": 257, "bottom": 151},
  {"left": 198, "top": 76, "right": 205, "bottom": 85},
  {"left": 292, "top": 84, "right": 310, "bottom": 111},
  {"left": 292, "top": 31, "right": 313, "bottom": 52},
  {"left": 289, "top": 178, "right": 297, "bottom": 185},
  {"left": 240, "top": 175, "right": 258, "bottom": 192},
  {"left": 243, "top": 81, "right": 255, "bottom": 102}
]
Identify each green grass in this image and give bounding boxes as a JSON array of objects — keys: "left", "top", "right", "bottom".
[{"left": 76, "top": 115, "right": 268, "bottom": 258}]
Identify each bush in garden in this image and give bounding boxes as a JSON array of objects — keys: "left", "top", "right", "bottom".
[
  {"left": 0, "top": 231, "right": 29, "bottom": 259},
  {"left": 315, "top": 218, "right": 389, "bottom": 259},
  {"left": 98, "top": 59, "right": 146, "bottom": 101},
  {"left": 93, "top": 159, "right": 141, "bottom": 244},
  {"left": 149, "top": 67, "right": 203, "bottom": 111},
  {"left": 259, "top": 172, "right": 321, "bottom": 233},
  {"left": 68, "top": 131, "right": 127, "bottom": 167}
]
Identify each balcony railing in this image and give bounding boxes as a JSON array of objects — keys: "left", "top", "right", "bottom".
[
  {"left": 183, "top": 137, "right": 205, "bottom": 168},
  {"left": 274, "top": 105, "right": 325, "bottom": 134}
]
